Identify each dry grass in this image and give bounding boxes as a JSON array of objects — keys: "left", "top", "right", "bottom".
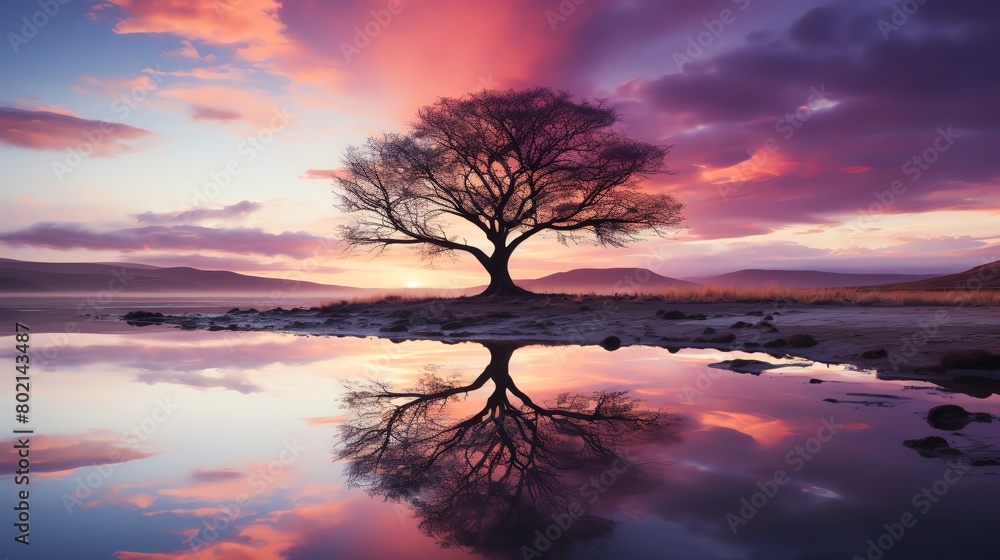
[
  {"left": 326, "top": 286, "right": 1000, "bottom": 307},
  {"left": 321, "top": 293, "right": 437, "bottom": 308},
  {"left": 611, "top": 286, "right": 1000, "bottom": 306}
]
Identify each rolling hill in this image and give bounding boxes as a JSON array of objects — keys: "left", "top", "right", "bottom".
[
  {"left": 516, "top": 268, "right": 697, "bottom": 294},
  {"left": 865, "top": 261, "right": 1000, "bottom": 290},
  {"left": 0, "top": 258, "right": 364, "bottom": 295},
  {"left": 685, "top": 269, "right": 940, "bottom": 290}
]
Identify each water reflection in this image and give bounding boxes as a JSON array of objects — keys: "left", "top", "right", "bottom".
[
  {"left": 1, "top": 328, "right": 997, "bottom": 559},
  {"left": 337, "top": 342, "right": 680, "bottom": 556}
]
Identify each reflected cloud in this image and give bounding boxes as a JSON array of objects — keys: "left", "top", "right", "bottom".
[{"left": 0, "top": 431, "right": 156, "bottom": 477}]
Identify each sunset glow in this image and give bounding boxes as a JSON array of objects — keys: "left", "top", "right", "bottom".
[{"left": 1, "top": 0, "right": 997, "bottom": 288}]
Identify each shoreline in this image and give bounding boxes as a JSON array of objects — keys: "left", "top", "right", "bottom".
[{"left": 118, "top": 296, "right": 1000, "bottom": 397}]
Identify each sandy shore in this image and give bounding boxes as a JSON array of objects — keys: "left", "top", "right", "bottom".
[{"left": 118, "top": 295, "right": 1000, "bottom": 395}]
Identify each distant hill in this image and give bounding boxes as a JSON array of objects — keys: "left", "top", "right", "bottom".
[
  {"left": 516, "top": 268, "right": 697, "bottom": 294},
  {"left": 865, "top": 262, "right": 1000, "bottom": 290},
  {"left": 685, "top": 269, "right": 939, "bottom": 290},
  {"left": 0, "top": 258, "right": 364, "bottom": 295}
]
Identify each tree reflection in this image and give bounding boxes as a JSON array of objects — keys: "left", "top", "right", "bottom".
[{"left": 336, "top": 342, "right": 680, "bottom": 557}]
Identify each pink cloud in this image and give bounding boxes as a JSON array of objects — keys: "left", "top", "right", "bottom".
[
  {"left": 106, "top": 0, "right": 342, "bottom": 88},
  {"left": 0, "top": 432, "right": 156, "bottom": 477},
  {"left": 72, "top": 72, "right": 161, "bottom": 99},
  {"left": 0, "top": 107, "right": 155, "bottom": 156},
  {"left": 157, "top": 84, "right": 289, "bottom": 129},
  {"left": 299, "top": 169, "right": 338, "bottom": 180},
  {"left": 164, "top": 39, "right": 203, "bottom": 59},
  {"left": 300, "top": 415, "right": 348, "bottom": 426},
  {"left": 191, "top": 105, "right": 242, "bottom": 122}
]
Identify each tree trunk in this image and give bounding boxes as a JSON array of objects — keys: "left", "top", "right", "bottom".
[{"left": 478, "top": 247, "right": 532, "bottom": 297}]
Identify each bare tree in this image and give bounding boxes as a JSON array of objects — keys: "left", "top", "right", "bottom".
[
  {"left": 336, "top": 87, "right": 684, "bottom": 296},
  {"left": 336, "top": 342, "right": 680, "bottom": 557}
]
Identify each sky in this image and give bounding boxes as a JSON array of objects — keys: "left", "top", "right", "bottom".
[{"left": 0, "top": 0, "right": 998, "bottom": 289}]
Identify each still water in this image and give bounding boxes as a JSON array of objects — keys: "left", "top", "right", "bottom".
[{"left": 0, "top": 317, "right": 997, "bottom": 559}]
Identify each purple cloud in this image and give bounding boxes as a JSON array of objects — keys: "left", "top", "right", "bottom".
[
  {"left": 134, "top": 201, "right": 261, "bottom": 225},
  {"left": 0, "top": 222, "right": 334, "bottom": 258}
]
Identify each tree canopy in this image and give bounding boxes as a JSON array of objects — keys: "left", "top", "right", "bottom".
[{"left": 336, "top": 87, "right": 683, "bottom": 296}]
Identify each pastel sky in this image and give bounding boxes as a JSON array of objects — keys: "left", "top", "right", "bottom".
[{"left": 1, "top": 0, "right": 997, "bottom": 289}]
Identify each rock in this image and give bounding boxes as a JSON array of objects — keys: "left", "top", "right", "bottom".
[
  {"left": 441, "top": 321, "right": 468, "bottom": 330},
  {"left": 786, "top": 334, "right": 818, "bottom": 347},
  {"left": 747, "top": 311, "right": 764, "bottom": 316},
  {"left": 207, "top": 325, "right": 226, "bottom": 331},
  {"left": 754, "top": 321, "right": 776, "bottom": 331},
  {"left": 862, "top": 348, "right": 888, "bottom": 359},
  {"left": 687, "top": 313, "right": 707, "bottom": 320},
  {"left": 658, "top": 309, "right": 687, "bottom": 320},
  {"left": 904, "top": 436, "right": 948, "bottom": 451},
  {"left": 903, "top": 436, "right": 964, "bottom": 458},
  {"left": 247, "top": 308, "right": 259, "bottom": 314},
  {"left": 123, "top": 310, "right": 166, "bottom": 326},
  {"left": 227, "top": 307, "right": 240, "bottom": 314},
  {"left": 940, "top": 350, "right": 1000, "bottom": 370},
  {"left": 809, "top": 378, "right": 824, "bottom": 384},
  {"left": 123, "top": 311, "right": 164, "bottom": 320},
  {"left": 580, "top": 305, "right": 592, "bottom": 312},
  {"left": 599, "top": 336, "right": 622, "bottom": 351},
  {"left": 927, "top": 404, "right": 993, "bottom": 431},
  {"left": 710, "top": 332, "right": 736, "bottom": 343},
  {"left": 764, "top": 315, "right": 774, "bottom": 321},
  {"left": 729, "top": 321, "right": 753, "bottom": 329},
  {"left": 379, "top": 323, "right": 409, "bottom": 333},
  {"left": 702, "top": 327, "right": 716, "bottom": 335},
  {"left": 743, "top": 341, "right": 760, "bottom": 348},
  {"left": 228, "top": 324, "right": 239, "bottom": 331},
  {"left": 763, "top": 339, "right": 787, "bottom": 348}
]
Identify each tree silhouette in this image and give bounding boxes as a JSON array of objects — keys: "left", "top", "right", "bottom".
[
  {"left": 335, "top": 87, "right": 684, "bottom": 296},
  {"left": 336, "top": 342, "right": 680, "bottom": 557}
]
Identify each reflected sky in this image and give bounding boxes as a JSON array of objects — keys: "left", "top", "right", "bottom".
[{"left": 0, "top": 327, "right": 997, "bottom": 559}]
